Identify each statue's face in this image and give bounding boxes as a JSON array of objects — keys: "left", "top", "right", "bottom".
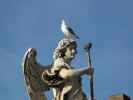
[{"left": 64, "top": 44, "right": 77, "bottom": 60}]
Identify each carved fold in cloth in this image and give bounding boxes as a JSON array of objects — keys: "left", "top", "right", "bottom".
[{"left": 41, "top": 68, "right": 65, "bottom": 88}]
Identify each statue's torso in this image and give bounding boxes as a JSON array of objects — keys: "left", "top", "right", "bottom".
[{"left": 52, "top": 58, "right": 88, "bottom": 100}]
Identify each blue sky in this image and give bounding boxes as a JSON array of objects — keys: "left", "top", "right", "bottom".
[{"left": 0, "top": 0, "right": 133, "bottom": 100}]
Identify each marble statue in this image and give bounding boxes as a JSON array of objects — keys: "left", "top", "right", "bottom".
[{"left": 22, "top": 35, "right": 93, "bottom": 100}]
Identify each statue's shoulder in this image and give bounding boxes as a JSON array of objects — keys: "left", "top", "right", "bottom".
[
  {"left": 52, "top": 58, "right": 71, "bottom": 71},
  {"left": 53, "top": 58, "right": 65, "bottom": 68}
]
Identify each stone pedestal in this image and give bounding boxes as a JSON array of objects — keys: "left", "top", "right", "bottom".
[{"left": 108, "top": 93, "right": 130, "bottom": 100}]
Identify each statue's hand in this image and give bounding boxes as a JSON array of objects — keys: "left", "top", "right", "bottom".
[{"left": 87, "top": 67, "right": 94, "bottom": 76}]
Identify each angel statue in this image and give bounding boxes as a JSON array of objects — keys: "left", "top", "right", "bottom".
[{"left": 22, "top": 38, "right": 93, "bottom": 100}]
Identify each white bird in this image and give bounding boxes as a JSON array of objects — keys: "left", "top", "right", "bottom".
[{"left": 61, "top": 19, "right": 79, "bottom": 39}]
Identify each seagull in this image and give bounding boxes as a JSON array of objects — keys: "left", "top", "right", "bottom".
[{"left": 61, "top": 19, "right": 79, "bottom": 39}]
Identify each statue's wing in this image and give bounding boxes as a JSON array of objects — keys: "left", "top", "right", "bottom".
[{"left": 22, "top": 48, "right": 50, "bottom": 100}]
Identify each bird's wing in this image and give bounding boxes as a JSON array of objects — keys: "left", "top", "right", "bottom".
[
  {"left": 22, "top": 48, "right": 50, "bottom": 100},
  {"left": 67, "top": 26, "right": 76, "bottom": 35},
  {"left": 67, "top": 26, "right": 79, "bottom": 39}
]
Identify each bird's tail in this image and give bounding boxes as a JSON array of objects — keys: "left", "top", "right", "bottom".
[{"left": 75, "top": 35, "right": 80, "bottom": 39}]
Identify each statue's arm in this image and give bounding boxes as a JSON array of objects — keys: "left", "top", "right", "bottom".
[{"left": 59, "top": 67, "right": 93, "bottom": 79}]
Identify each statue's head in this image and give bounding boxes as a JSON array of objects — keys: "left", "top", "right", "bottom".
[{"left": 53, "top": 38, "right": 77, "bottom": 61}]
